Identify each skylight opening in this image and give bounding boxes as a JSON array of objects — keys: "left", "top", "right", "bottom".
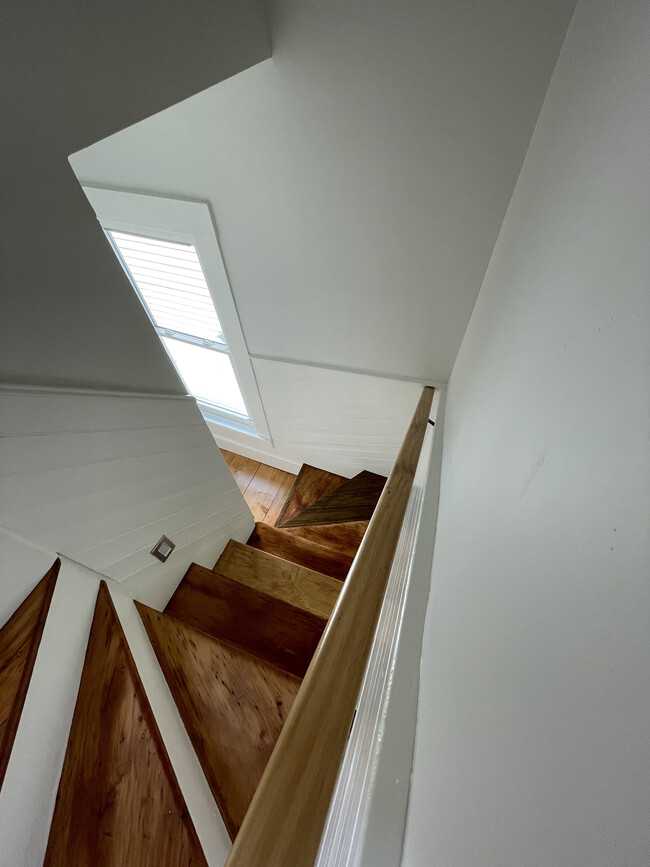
[{"left": 108, "top": 229, "right": 249, "bottom": 420}]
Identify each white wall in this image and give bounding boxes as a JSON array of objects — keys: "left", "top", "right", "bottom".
[
  {"left": 111, "top": 586, "right": 231, "bottom": 865},
  {"left": 211, "top": 360, "right": 424, "bottom": 477},
  {"left": 0, "top": 530, "right": 58, "bottom": 629},
  {"left": 0, "top": 0, "right": 269, "bottom": 392},
  {"left": 403, "top": 1, "right": 650, "bottom": 864},
  {"left": 69, "top": 0, "right": 575, "bottom": 384},
  {"left": 358, "top": 391, "right": 445, "bottom": 867},
  {"left": 0, "top": 553, "right": 98, "bottom": 867},
  {"left": 0, "top": 386, "right": 253, "bottom": 609}
]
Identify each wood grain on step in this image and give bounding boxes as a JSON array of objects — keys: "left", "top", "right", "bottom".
[
  {"left": 288, "top": 521, "right": 369, "bottom": 562},
  {"left": 0, "top": 559, "right": 59, "bottom": 789},
  {"left": 247, "top": 523, "right": 353, "bottom": 581},
  {"left": 221, "top": 449, "right": 237, "bottom": 467},
  {"left": 215, "top": 540, "right": 340, "bottom": 621},
  {"left": 220, "top": 449, "right": 297, "bottom": 526},
  {"left": 244, "top": 464, "right": 296, "bottom": 525},
  {"left": 282, "top": 470, "right": 387, "bottom": 527},
  {"left": 263, "top": 471, "right": 298, "bottom": 527},
  {"left": 44, "top": 582, "right": 206, "bottom": 867},
  {"left": 137, "top": 603, "right": 301, "bottom": 840},
  {"left": 165, "top": 565, "right": 328, "bottom": 677},
  {"left": 226, "top": 452, "right": 261, "bottom": 495},
  {"left": 275, "top": 464, "right": 347, "bottom": 528}
]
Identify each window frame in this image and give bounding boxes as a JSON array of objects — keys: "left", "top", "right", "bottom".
[{"left": 83, "top": 186, "right": 271, "bottom": 441}]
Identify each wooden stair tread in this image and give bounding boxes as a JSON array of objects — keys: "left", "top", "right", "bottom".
[
  {"left": 45, "top": 583, "right": 206, "bottom": 867},
  {"left": 137, "top": 604, "right": 300, "bottom": 840},
  {"left": 215, "top": 540, "right": 341, "bottom": 621},
  {"left": 275, "top": 464, "right": 347, "bottom": 528},
  {"left": 165, "top": 564, "right": 327, "bottom": 677},
  {"left": 281, "top": 470, "right": 387, "bottom": 527},
  {"left": 287, "top": 521, "right": 369, "bottom": 562},
  {"left": 246, "top": 523, "right": 353, "bottom": 582},
  {"left": 0, "top": 559, "right": 59, "bottom": 789}
]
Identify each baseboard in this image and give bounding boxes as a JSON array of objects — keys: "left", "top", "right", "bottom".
[{"left": 209, "top": 428, "right": 302, "bottom": 474}]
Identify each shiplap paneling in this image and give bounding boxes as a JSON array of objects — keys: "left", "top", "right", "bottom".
[
  {"left": 0, "top": 530, "right": 58, "bottom": 632},
  {"left": 0, "top": 387, "right": 253, "bottom": 608},
  {"left": 209, "top": 360, "right": 424, "bottom": 477}
]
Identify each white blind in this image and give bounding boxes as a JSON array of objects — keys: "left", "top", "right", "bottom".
[{"left": 108, "top": 231, "right": 225, "bottom": 345}]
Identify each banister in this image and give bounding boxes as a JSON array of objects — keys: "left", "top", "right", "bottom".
[{"left": 224, "top": 386, "right": 435, "bottom": 867}]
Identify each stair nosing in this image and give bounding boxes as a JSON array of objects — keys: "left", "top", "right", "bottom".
[{"left": 218, "top": 539, "right": 337, "bottom": 585}]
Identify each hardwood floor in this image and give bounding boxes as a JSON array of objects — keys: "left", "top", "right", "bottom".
[{"left": 221, "top": 450, "right": 296, "bottom": 526}]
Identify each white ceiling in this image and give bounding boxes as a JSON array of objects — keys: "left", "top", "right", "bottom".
[
  {"left": 0, "top": 0, "right": 269, "bottom": 392},
  {"left": 71, "top": 0, "right": 576, "bottom": 384}
]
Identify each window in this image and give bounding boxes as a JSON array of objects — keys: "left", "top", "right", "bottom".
[
  {"left": 83, "top": 187, "right": 270, "bottom": 440},
  {"left": 108, "top": 231, "right": 248, "bottom": 417}
]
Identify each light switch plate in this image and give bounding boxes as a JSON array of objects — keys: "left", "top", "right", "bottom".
[{"left": 151, "top": 535, "right": 175, "bottom": 562}]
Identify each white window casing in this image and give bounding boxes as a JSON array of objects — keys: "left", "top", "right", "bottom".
[{"left": 82, "top": 186, "right": 271, "bottom": 441}]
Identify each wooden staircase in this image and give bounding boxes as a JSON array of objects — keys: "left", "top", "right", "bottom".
[
  {"left": 277, "top": 468, "right": 386, "bottom": 528},
  {"left": 13, "top": 456, "right": 386, "bottom": 862}
]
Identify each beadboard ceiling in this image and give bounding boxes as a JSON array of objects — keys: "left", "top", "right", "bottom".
[{"left": 70, "top": 0, "right": 576, "bottom": 385}]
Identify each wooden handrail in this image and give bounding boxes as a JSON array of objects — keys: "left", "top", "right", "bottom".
[{"left": 225, "top": 386, "right": 435, "bottom": 867}]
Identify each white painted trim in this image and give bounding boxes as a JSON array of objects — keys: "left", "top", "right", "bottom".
[
  {"left": 0, "top": 382, "right": 194, "bottom": 402},
  {"left": 0, "top": 525, "right": 60, "bottom": 559},
  {"left": 249, "top": 354, "right": 447, "bottom": 389},
  {"left": 0, "top": 559, "right": 100, "bottom": 867},
  {"left": 81, "top": 186, "right": 272, "bottom": 441},
  {"left": 109, "top": 584, "right": 232, "bottom": 866},
  {"left": 316, "top": 389, "right": 442, "bottom": 867},
  {"left": 210, "top": 427, "right": 302, "bottom": 474}
]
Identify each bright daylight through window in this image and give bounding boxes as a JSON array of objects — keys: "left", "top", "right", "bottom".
[{"left": 108, "top": 231, "right": 248, "bottom": 418}]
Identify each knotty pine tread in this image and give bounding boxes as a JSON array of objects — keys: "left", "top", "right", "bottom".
[
  {"left": 246, "top": 523, "right": 353, "bottom": 582},
  {"left": 137, "top": 603, "right": 301, "bottom": 840},
  {"left": 275, "top": 464, "right": 347, "bottom": 528},
  {"left": 165, "top": 564, "right": 328, "bottom": 678},
  {"left": 215, "top": 540, "right": 341, "bottom": 621},
  {"left": 281, "top": 470, "right": 387, "bottom": 527},
  {"left": 45, "top": 582, "right": 206, "bottom": 867},
  {"left": 287, "top": 520, "right": 369, "bottom": 562},
  {"left": 0, "top": 558, "right": 59, "bottom": 789}
]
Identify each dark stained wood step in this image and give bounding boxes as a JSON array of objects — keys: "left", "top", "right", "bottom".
[
  {"left": 286, "top": 521, "right": 369, "bottom": 562},
  {"left": 45, "top": 583, "right": 206, "bottom": 867},
  {"left": 275, "top": 464, "right": 347, "bottom": 528},
  {"left": 0, "top": 558, "right": 59, "bottom": 789},
  {"left": 246, "top": 522, "right": 353, "bottom": 582},
  {"left": 165, "top": 564, "right": 328, "bottom": 678},
  {"left": 281, "top": 470, "right": 387, "bottom": 527},
  {"left": 137, "top": 603, "right": 301, "bottom": 840},
  {"left": 215, "top": 540, "right": 341, "bottom": 621}
]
